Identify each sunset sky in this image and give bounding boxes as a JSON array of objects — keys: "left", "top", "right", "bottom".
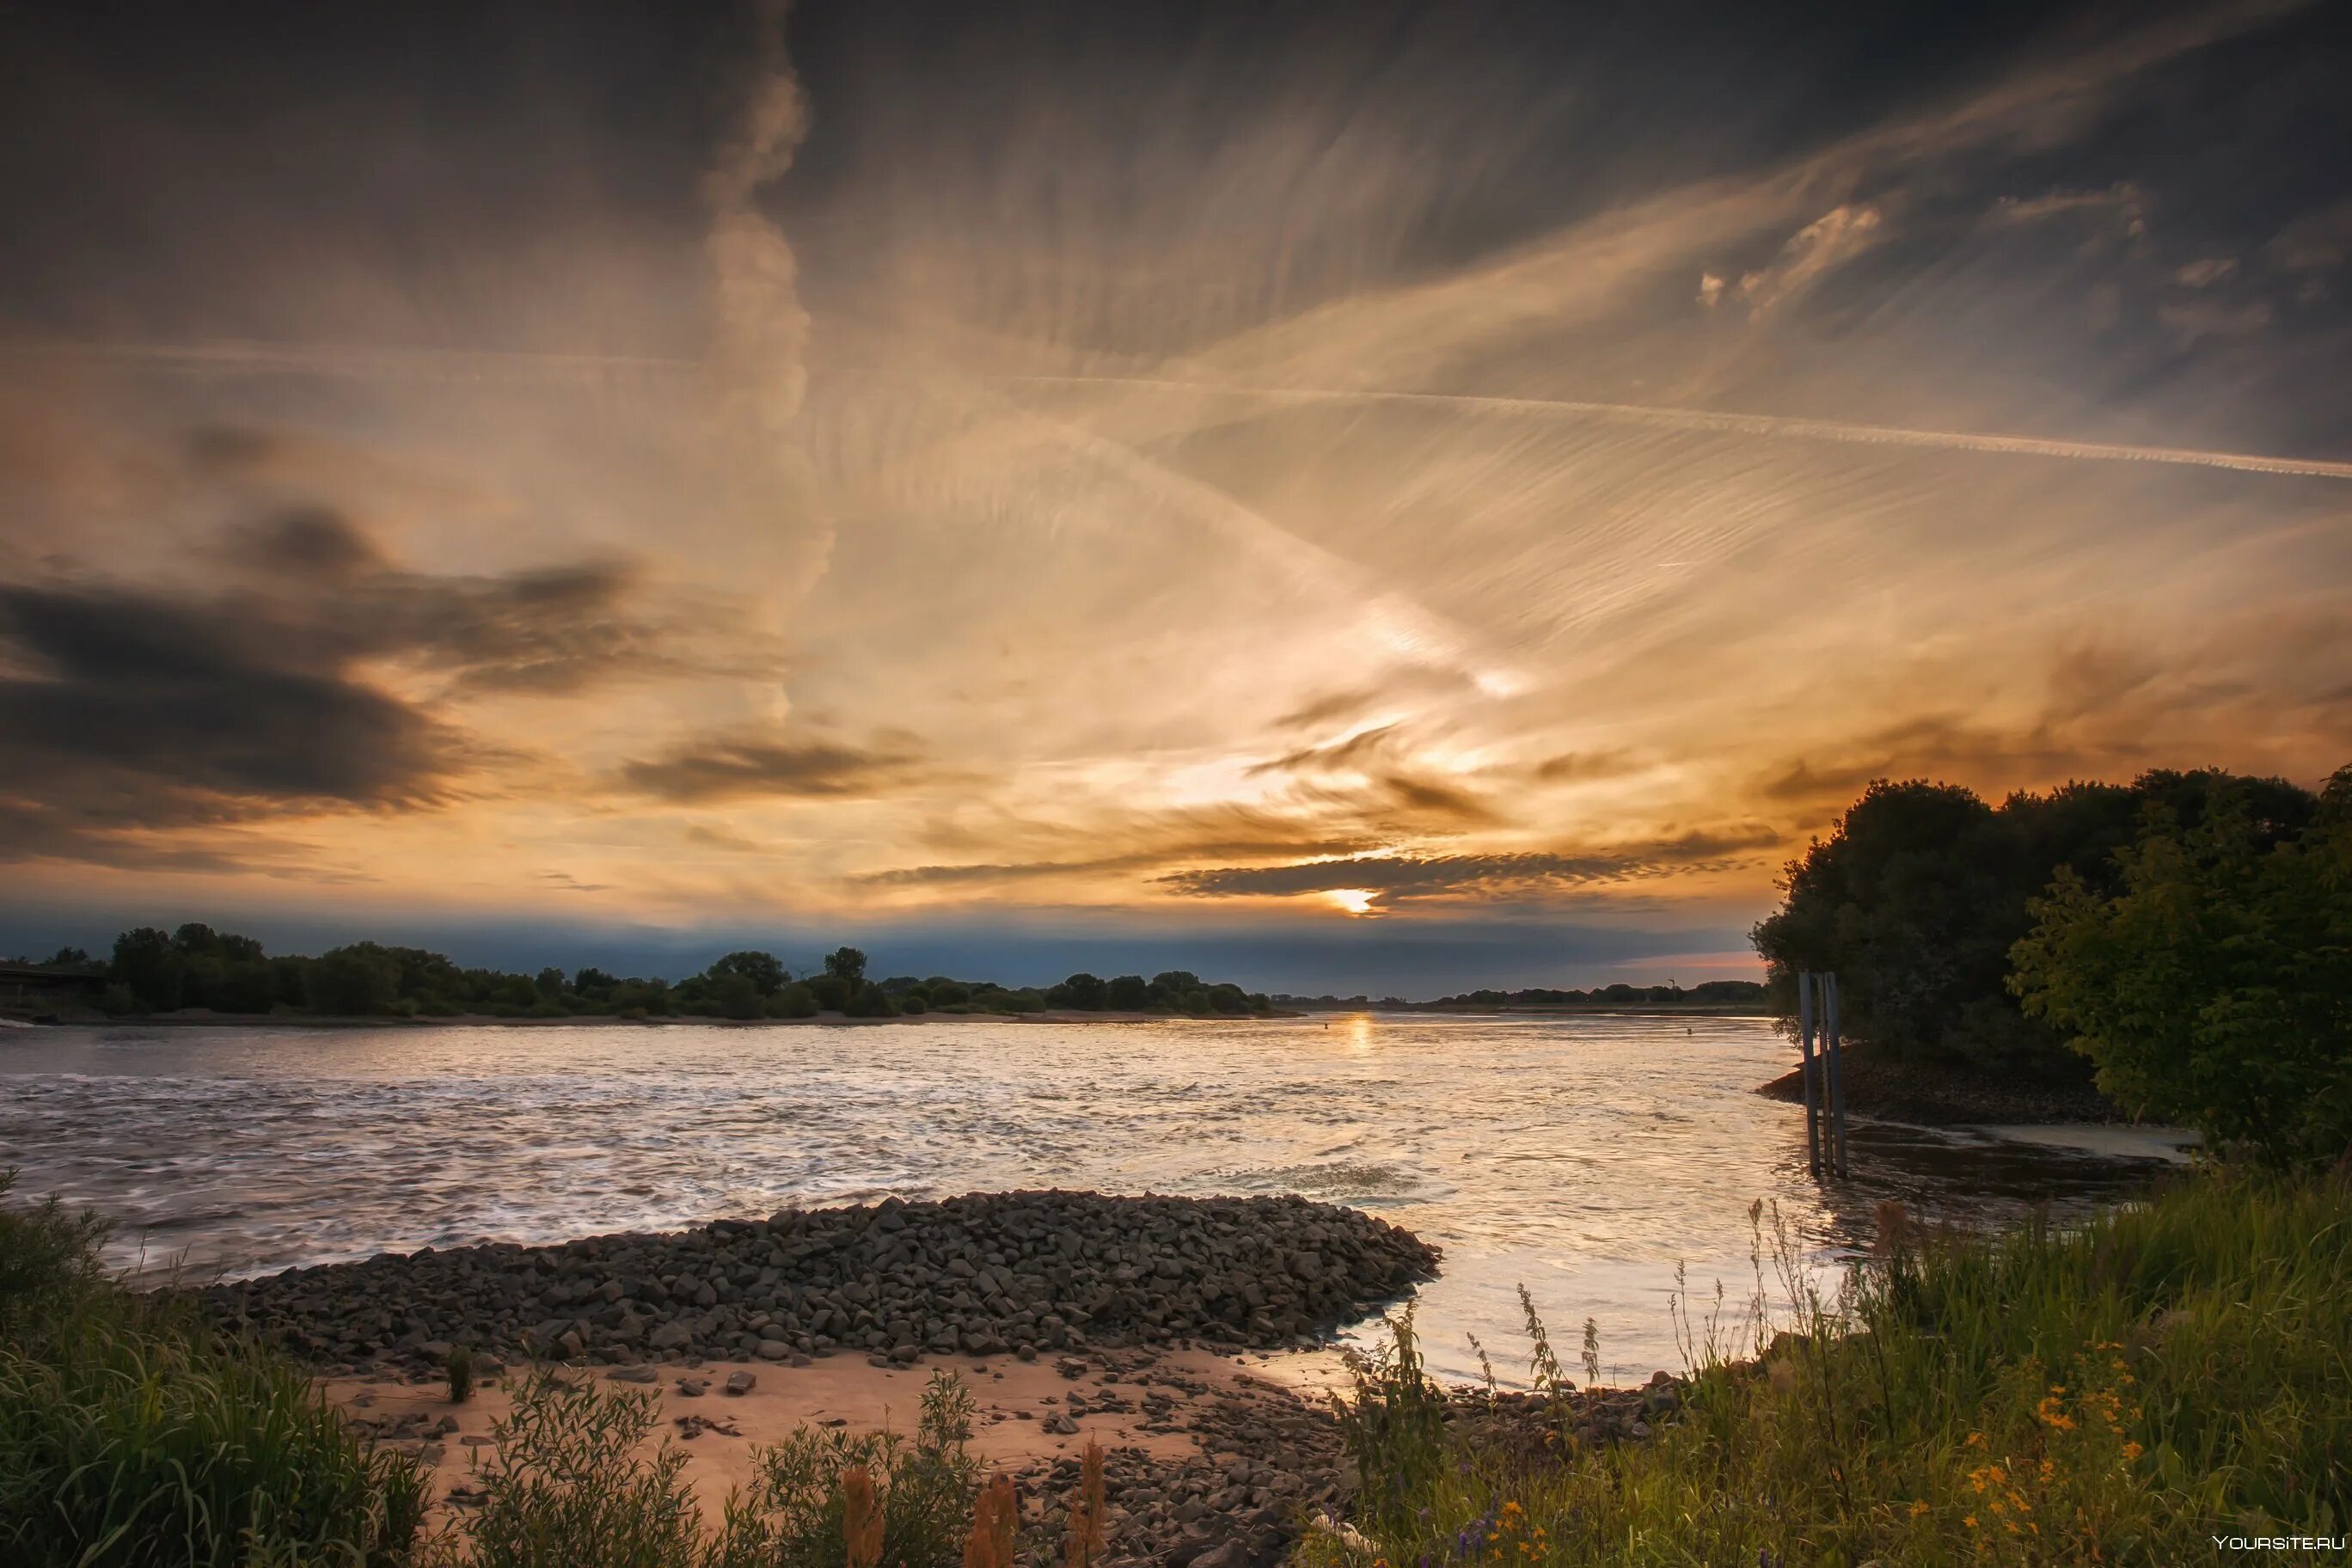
[{"left": 3, "top": 0, "right": 2348, "bottom": 991}]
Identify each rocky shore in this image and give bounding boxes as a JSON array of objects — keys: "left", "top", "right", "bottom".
[{"left": 202, "top": 1190, "right": 1440, "bottom": 1374}]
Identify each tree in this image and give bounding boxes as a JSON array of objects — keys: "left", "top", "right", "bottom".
[
  {"left": 2012, "top": 767, "right": 2352, "bottom": 1168},
  {"left": 766, "top": 982, "right": 818, "bottom": 1019},
  {"left": 110, "top": 928, "right": 184, "bottom": 1012},
  {"left": 1056, "top": 973, "right": 1107, "bottom": 1010},
  {"left": 823, "top": 947, "right": 868, "bottom": 988},
  {"left": 305, "top": 944, "right": 401, "bottom": 1016},
  {"left": 843, "top": 981, "right": 898, "bottom": 1018},
  {"left": 710, "top": 971, "right": 764, "bottom": 1020},
  {"left": 1106, "top": 975, "right": 1149, "bottom": 1011},
  {"left": 1750, "top": 769, "right": 2308, "bottom": 1075},
  {"left": 535, "top": 966, "right": 567, "bottom": 1001},
  {"left": 707, "top": 950, "right": 788, "bottom": 996},
  {"left": 42, "top": 946, "right": 91, "bottom": 967}
]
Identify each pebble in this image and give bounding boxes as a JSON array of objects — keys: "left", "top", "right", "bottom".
[{"left": 194, "top": 1190, "right": 1438, "bottom": 1375}]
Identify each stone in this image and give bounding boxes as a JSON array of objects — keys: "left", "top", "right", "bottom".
[
  {"left": 647, "top": 1321, "right": 693, "bottom": 1351},
  {"left": 607, "top": 1365, "right": 659, "bottom": 1384},
  {"left": 756, "top": 1338, "right": 793, "bottom": 1361}
]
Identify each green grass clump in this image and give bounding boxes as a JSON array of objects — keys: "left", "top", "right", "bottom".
[
  {"left": 1298, "top": 1171, "right": 2352, "bottom": 1567},
  {"left": 711, "top": 1366, "right": 982, "bottom": 1568},
  {"left": 0, "top": 1173, "right": 428, "bottom": 1567},
  {"left": 444, "top": 1368, "right": 706, "bottom": 1568}
]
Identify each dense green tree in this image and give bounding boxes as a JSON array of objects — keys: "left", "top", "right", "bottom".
[
  {"left": 823, "top": 947, "right": 868, "bottom": 988},
  {"left": 304, "top": 944, "right": 402, "bottom": 1015},
  {"left": 1106, "top": 974, "right": 1149, "bottom": 1011},
  {"left": 573, "top": 967, "right": 619, "bottom": 995},
  {"left": 534, "top": 966, "right": 566, "bottom": 1001},
  {"left": 1053, "top": 973, "right": 1107, "bottom": 1010},
  {"left": 805, "top": 973, "right": 850, "bottom": 1011},
  {"left": 709, "top": 971, "right": 764, "bottom": 1020},
  {"left": 765, "top": 982, "right": 818, "bottom": 1019},
  {"left": 2013, "top": 768, "right": 2352, "bottom": 1167},
  {"left": 109, "top": 928, "right": 183, "bottom": 1012},
  {"left": 843, "top": 980, "right": 898, "bottom": 1018},
  {"left": 707, "top": 950, "right": 788, "bottom": 996},
  {"left": 1751, "top": 769, "right": 2310, "bottom": 1075}
]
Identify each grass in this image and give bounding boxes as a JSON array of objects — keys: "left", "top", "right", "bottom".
[
  {"left": 0, "top": 1173, "right": 429, "bottom": 1567},
  {"left": 1295, "top": 1169, "right": 2352, "bottom": 1566}
]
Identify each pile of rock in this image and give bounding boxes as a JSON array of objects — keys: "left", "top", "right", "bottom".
[{"left": 201, "top": 1190, "right": 1439, "bottom": 1372}]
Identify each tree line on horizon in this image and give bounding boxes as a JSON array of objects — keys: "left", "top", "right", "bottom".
[
  {"left": 1269, "top": 980, "right": 1765, "bottom": 1010},
  {"left": 9, "top": 930, "right": 1283, "bottom": 1022},
  {"left": 1755, "top": 760, "right": 2350, "bottom": 1167}
]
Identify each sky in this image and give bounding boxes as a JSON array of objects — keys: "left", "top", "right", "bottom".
[{"left": 2, "top": 0, "right": 2348, "bottom": 993}]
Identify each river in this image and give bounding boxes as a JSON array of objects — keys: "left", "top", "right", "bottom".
[{"left": 0, "top": 1013, "right": 2188, "bottom": 1382}]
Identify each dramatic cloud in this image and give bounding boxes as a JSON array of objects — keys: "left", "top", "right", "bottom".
[
  {"left": 0, "top": 0, "right": 2344, "bottom": 983},
  {"left": 619, "top": 736, "right": 928, "bottom": 803},
  {"left": 1162, "top": 828, "right": 1784, "bottom": 908}
]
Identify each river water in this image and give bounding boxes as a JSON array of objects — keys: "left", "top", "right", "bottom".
[{"left": 0, "top": 1014, "right": 2188, "bottom": 1383}]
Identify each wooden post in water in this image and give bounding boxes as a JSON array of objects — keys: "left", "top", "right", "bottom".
[
  {"left": 1798, "top": 970, "right": 1822, "bottom": 1178},
  {"left": 1824, "top": 971, "right": 1849, "bottom": 1178}
]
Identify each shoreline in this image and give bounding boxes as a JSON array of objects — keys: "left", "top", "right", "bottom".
[
  {"left": 202, "top": 1189, "right": 1438, "bottom": 1564},
  {"left": 1755, "top": 1050, "right": 2124, "bottom": 1125},
  {"left": 8, "top": 1004, "right": 1773, "bottom": 1028},
  {"left": 5, "top": 1007, "right": 1302, "bottom": 1029}
]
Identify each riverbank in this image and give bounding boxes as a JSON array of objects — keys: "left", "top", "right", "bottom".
[
  {"left": 1295, "top": 1170, "right": 2352, "bottom": 1566},
  {"left": 330, "top": 1344, "right": 1357, "bottom": 1559},
  {"left": 1757, "top": 1044, "right": 2122, "bottom": 1124},
  {"left": 3, "top": 1006, "right": 1307, "bottom": 1027}
]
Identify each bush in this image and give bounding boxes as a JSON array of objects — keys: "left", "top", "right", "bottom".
[
  {"left": 766, "top": 983, "right": 818, "bottom": 1019},
  {"left": 712, "top": 972, "right": 765, "bottom": 1020},
  {"left": 2014, "top": 766, "right": 2352, "bottom": 1167},
  {"left": 712, "top": 1369, "right": 980, "bottom": 1568},
  {"left": 842, "top": 983, "right": 897, "bottom": 1019},
  {"left": 0, "top": 1176, "right": 428, "bottom": 1566},
  {"left": 455, "top": 1369, "right": 705, "bottom": 1568}
]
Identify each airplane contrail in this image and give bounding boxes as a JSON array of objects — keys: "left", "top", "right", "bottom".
[
  {"left": 13, "top": 340, "right": 2350, "bottom": 481},
  {"left": 1014, "top": 374, "right": 2352, "bottom": 482}
]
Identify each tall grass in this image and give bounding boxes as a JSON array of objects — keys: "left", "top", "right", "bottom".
[
  {"left": 1298, "top": 1170, "right": 2352, "bottom": 1566},
  {"left": 0, "top": 1173, "right": 428, "bottom": 1567}
]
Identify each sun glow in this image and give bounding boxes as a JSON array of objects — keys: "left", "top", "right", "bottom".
[{"left": 1323, "top": 888, "right": 1379, "bottom": 916}]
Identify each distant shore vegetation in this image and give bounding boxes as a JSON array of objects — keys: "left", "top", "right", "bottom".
[
  {"left": 6, "top": 931, "right": 1285, "bottom": 1023},
  {"left": 1272, "top": 981, "right": 1765, "bottom": 1012}
]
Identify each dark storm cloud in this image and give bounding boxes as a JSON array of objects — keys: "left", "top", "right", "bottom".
[
  {"left": 0, "top": 511, "right": 763, "bottom": 865},
  {"left": 0, "top": 578, "right": 464, "bottom": 811},
  {"left": 618, "top": 737, "right": 928, "bottom": 803},
  {"left": 1160, "top": 825, "right": 1782, "bottom": 903}
]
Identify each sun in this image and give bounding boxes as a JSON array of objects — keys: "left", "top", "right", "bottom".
[{"left": 1322, "top": 888, "right": 1379, "bottom": 916}]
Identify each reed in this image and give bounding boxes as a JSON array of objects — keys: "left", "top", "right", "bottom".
[
  {"left": 1296, "top": 1169, "right": 2352, "bottom": 1566},
  {"left": 0, "top": 1173, "right": 428, "bottom": 1568}
]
